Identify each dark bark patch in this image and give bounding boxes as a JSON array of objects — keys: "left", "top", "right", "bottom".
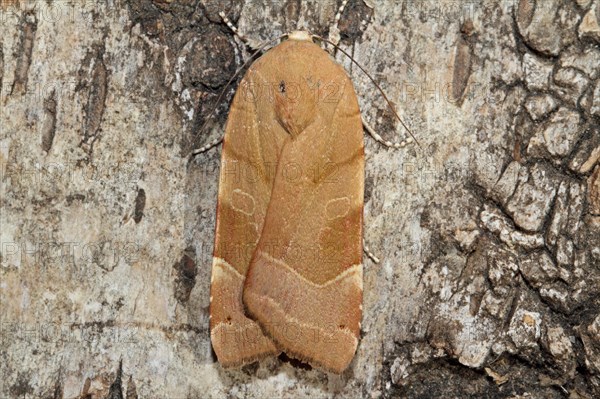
[
  {"left": 0, "top": 45, "right": 4, "bottom": 94},
  {"left": 81, "top": 48, "right": 109, "bottom": 154},
  {"left": 173, "top": 247, "right": 197, "bottom": 303},
  {"left": 47, "top": 372, "right": 64, "bottom": 399},
  {"left": 182, "top": 28, "right": 236, "bottom": 90},
  {"left": 278, "top": 352, "right": 312, "bottom": 370},
  {"left": 126, "top": 376, "right": 138, "bottom": 399},
  {"left": 11, "top": 10, "right": 37, "bottom": 95},
  {"left": 41, "top": 89, "right": 57, "bottom": 153},
  {"left": 9, "top": 372, "right": 34, "bottom": 397},
  {"left": 451, "top": 21, "right": 474, "bottom": 105},
  {"left": 338, "top": 0, "right": 373, "bottom": 43},
  {"left": 105, "top": 360, "right": 124, "bottom": 399},
  {"left": 133, "top": 188, "right": 146, "bottom": 224}
]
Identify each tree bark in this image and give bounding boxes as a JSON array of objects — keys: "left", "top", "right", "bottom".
[{"left": 1, "top": 0, "right": 599, "bottom": 398}]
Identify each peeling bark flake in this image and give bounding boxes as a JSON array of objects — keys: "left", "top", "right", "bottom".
[
  {"left": 133, "top": 188, "right": 146, "bottom": 224},
  {"left": 126, "top": 376, "right": 138, "bottom": 399},
  {"left": 516, "top": 0, "right": 536, "bottom": 29},
  {"left": 11, "top": 11, "right": 37, "bottom": 96},
  {"left": 589, "top": 166, "right": 600, "bottom": 215},
  {"left": 41, "top": 90, "right": 57, "bottom": 153},
  {"left": 82, "top": 53, "right": 108, "bottom": 153},
  {"left": 451, "top": 34, "right": 472, "bottom": 104},
  {"left": 0, "top": 45, "right": 4, "bottom": 94}
]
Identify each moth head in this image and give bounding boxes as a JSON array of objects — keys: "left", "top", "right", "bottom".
[{"left": 288, "top": 31, "right": 313, "bottom": 42}]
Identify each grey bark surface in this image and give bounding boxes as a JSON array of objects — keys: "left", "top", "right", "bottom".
[{"left": 1, "top": 0, "right": 599, "bottom": 398}]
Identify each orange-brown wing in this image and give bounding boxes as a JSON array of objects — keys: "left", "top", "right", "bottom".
[
  {"left": 209, "top": 58, "right": 284, "bottom": 366},
  {"left": 242, "top": 40, "right": 364, "bottom": 373}
]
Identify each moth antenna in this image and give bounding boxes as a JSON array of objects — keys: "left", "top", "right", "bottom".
[
  {"left": 219, "top": 11, "right": 268, "bottom": 51},
  {"left": 363, "top": 241, "right": 380, "bottom": 264},
  {"left": 219, "top": 11, "right": 249, "bottom": 45},
  {"left": 362, "top": 116, "right": 412, "bottom": 149},
  {"left": 189, "top": 34, "right": 286, "bottom": 159},
  {"left": 327, "top": 0, "right": 350, "bottom": 47},
  {"left": 313, "top": 35, "right": 421, "bottom": 149},
  {"left": 334, "top": 0, "right": 350, "bottom": 25},
  {"left": 190, "top": 136, "right": 223, "bottom": 156}
]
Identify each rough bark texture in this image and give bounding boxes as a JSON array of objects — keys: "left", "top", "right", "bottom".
[{"left": 1, "top": 0, "right": 599, "bottom": 398}]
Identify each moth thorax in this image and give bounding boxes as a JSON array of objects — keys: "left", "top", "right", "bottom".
[{"left": 288, "top": 31, "right": 313, "bottom": 42}]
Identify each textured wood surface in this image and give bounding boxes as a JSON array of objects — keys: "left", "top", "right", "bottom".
[{"left": 1, "top": 0, "right": 599, "bottom": 397}]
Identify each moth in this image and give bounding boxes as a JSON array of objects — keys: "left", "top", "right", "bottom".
[{"left": 195, "top": 2, "right": 415, "bottom": 374}]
